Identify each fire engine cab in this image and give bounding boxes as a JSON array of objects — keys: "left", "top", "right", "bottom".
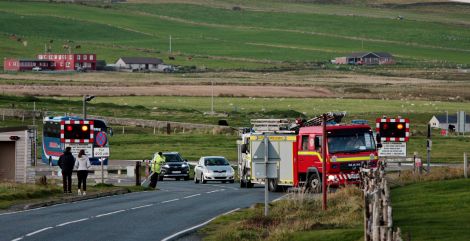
[{"left": 237, "top": 113, "right": 379, "bottom": 192}]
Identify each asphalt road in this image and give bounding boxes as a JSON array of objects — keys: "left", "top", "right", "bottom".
[{"left": 1, "top": 181, "right": 285, "bottom": 241}]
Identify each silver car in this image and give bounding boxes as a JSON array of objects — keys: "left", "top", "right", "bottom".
[{"left": 194, "top": 156, "right": 235, "bottom": 184}]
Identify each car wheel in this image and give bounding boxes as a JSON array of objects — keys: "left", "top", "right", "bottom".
[
  {"left": 184, "top": 176, "right": 190, "bottom": 181},
  {"left": 201, "top": 174, "right": 207, "bottom": 184},
  {"left": 176, "top": 177, "right": 181, "bottom": 181},
  {"left": 229, "top": 180, "right": 235, "bottom": 184},
  {"left": 222, "top": 181, "right": 227, "bottom": 183},
  {"left": 194, "top": 174, "right": 199, "bottom": 184}
]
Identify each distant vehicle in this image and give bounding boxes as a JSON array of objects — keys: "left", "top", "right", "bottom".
[
  {"left": 157, "top": 152, "right": 190, "bottom": 181},
  {"left": 194, "top": 156, "right": 235, "bottom": 184},
  {"left": 32, "top": 66, "right": 42, "bottom": 71}
]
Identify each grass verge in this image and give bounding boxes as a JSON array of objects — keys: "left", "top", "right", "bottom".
[
  {"left": 201, "top": 187, "right": 364, "bottom": 241},
  {"left": 0, "top": 181, "right": 150, "bottom": 210}
]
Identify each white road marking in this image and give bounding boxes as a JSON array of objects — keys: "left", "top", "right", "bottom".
[
  {"left": 25, "top": 227, "right": 53, "bottom": 237},
  {"left": 161, "top": 198, "right": 179, "bottom": 203},
  {"left": 0, "top": 207, "right": 46, "bottom": 216},
  {"left": 273, "top": 194, "right": 289, "bottom": 202},
  {"left": 131, "top": 204, "right": 153, "bottom": 210},
  {"left": 56, "top": 218, "right": 89, "bottom": 227},
  {"left": 210, "top": 184, "right": 239, "bottom": 190},
  {"left": 206, "top": 189, "right": 224, "bottom": 194},
  {"left": 11, "top": 237, "right": 23, "bottom": 241},
  {"left": 95, "top": 210, "right": 126, "bottom": 218},
  {"left": 183, "top": 194, "right": 201, "bottom": 199},
  {"left": 161, "top": 208, "right": 240, "bottom": 241}
]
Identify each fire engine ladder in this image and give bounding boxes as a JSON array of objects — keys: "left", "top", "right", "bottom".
[
  {"left": 250, "top": 119, "right": 290, "bottom": 132},
  {"left": 289, "top": 112, "right": 346, "bottom": 131}
]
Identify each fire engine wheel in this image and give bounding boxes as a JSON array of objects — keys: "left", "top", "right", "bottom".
[
  {"left": 306, "top": 173, "right": 322, "bottom": 193},
  {"left": 268, "top": 179, "right": 282, "bottom": 192},
  {"left": 240, "top": 179, "right": 247, "bottom": 188}
]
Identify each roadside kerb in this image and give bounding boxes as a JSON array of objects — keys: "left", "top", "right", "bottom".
[{"left": 6, "top": 189, "right": 132, "bottom": 212}]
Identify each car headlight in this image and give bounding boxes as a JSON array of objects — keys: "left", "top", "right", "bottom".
[
  {"left": 182, "top": 163, "right": 189, "bottom": 168},
  {"left": 204, "top": 169, "right": 212, "bottom": 174},
  {"left": 163, "top": 164, "right": 170, "bottom": 168}
]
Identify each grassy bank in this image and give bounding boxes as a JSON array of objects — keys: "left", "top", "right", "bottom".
[
  {"left": 2, "top": 94, "right": 469, "bottom": 162},
  {"left": 0, "top": 181, "right": 148, "bottom": 210},
  {"left": 201, "top": 187, "right": 363, "bottom": 241},
  {"left": 392, "top": 178, "right": 470, "bottom": 241}
]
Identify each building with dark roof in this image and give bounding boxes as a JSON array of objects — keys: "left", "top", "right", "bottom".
[
  {"left": 334, "top": 52, "right": 395, "bottom": 65},
  {"left": 429, "top": 113, "right": 470, "bottom": 133},
  {"left": 115, "top": 57, "right": 164, "bottom": 71}
]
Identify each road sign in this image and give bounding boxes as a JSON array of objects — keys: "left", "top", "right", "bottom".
[
  {"left": 95, "top": 131, "right": 107, "bottom": 147},
  {"left": 65, "top": 143, "right": 93, "bottom": 156},
  {"left": 378, "top": 142, "right": 407, "bottom": 157},
  {"left": 94, "top": 147, "right": 110, "bottom": 157}
]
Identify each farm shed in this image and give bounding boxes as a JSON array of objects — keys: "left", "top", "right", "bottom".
[
  {"left": 0, "top": 126, "right": 37, "bottom": 183},
  {"left": 429, "top": 113, "right": 470, "bottom": 133},
  {"left": 115, "top": 57, "right": 164, "bottom": 71},
  {"left": 335, "top": 52, "right": 395, "bottom": 65}
]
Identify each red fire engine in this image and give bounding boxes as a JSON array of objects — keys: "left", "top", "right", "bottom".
[{"left": 237, "top": 113, "right": 379, "bottom": 192}]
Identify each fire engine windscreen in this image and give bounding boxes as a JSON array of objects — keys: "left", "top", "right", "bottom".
[
  {"left": 64, "top": 124, "right": 91, "bottom": 140},
  {"left": 328, "top": 129, "right": 375, "bottom": 153}
]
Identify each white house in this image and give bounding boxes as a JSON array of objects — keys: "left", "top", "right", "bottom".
[
  {"left": 429, "top": 113, "right": 470, "bottom": 133},
  {"left": 115, "top": 57, "right": 164, "bottom": 71}
]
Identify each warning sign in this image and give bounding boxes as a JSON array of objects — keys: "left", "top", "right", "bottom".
[{"left": 379, "top": 142, "right": 407, "bottom": 157}]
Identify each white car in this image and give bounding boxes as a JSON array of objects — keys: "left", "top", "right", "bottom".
[{"left": 194, "top": 156, "right": 235, "bottom": 184}]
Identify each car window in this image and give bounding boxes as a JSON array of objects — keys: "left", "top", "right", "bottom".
[
  {"left": 163, "top": 154, "right": 182, "bottom": 162},
  {"left": 204, "top": 158, "right": 229, "bottom": 166}
]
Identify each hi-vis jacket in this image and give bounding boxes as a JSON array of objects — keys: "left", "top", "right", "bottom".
[{"left": 151, "top": 154, "right": 166, "bottom": 174}]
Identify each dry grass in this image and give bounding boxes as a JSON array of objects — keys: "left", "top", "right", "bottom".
[
  {"left": 204, "top": 186, "right": 364, "bottom": 241},
  {"left": 387, "top": 167, "right": 465, "bottom": 187}
]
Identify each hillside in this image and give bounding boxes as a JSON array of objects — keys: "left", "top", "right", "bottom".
[{"left": 1, "top": 0, "right": 470, "bottom": 70}]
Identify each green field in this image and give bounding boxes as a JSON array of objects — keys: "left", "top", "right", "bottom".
[
  {"left": 1, "top": 95, "right": 469, "bottom": 162},
  {"left": 1, "top": 0, "right": 470, "bottom": 70},
  {"left": 392, "top": 179, "right": 470, "bottom": 241}
]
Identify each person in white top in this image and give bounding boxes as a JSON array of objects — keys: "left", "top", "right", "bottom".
[{"left": 75, "top": 149, "right": 91, "bottom": 196}]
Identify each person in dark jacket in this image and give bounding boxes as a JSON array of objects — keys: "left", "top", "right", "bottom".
[{"left": 58, "top": 147, "right": 75, "bottom": 194}]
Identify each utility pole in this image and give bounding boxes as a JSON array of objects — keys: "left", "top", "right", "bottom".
[
  {"left": 169, "top": 35, "right": 172, "bottom": 54},
  {"left": 83, "top": 95, "right": 95, "bottom": 120},
  {"left": 211, "top": 81, "right": 214, "bottom": 114},
  {"left": 427, "top": 124, "right": 432, "bottom": 172},
  {"left": 322, "top": 114, "right": 328, "bottom": 210}
]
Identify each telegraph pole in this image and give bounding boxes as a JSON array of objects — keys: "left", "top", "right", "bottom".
[{"left": 426, "top": 124, "right": 432, "bottom": 172}]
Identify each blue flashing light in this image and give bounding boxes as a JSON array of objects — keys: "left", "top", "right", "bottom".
[{"left": 352, "top": 119, "right": 368, "bottom": 124}]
